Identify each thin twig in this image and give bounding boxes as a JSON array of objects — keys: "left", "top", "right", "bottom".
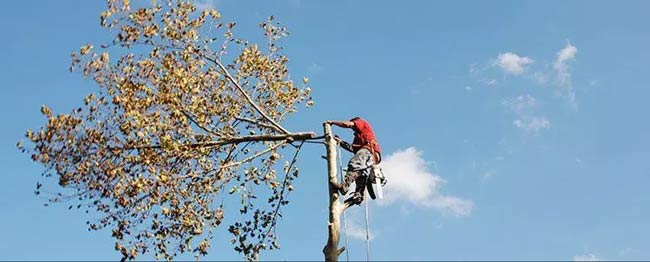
[
  {"left": 180, "top": 110, "right": 222, "bottom": 137},
  {"left": 203, "top": 55, "right": 289, "bottom": 134},
  {"left": 261, "top": 140, "right": 304, "bottom": 243},
  {"left": 219, "top": 141, "right": 286, "bottom": 170}
]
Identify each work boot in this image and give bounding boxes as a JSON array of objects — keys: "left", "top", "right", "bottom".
[
  {"left": 330, "top": 171, "right": 360, "bottom": 195},
  {"left": 344, "top": 192, "right": 364, "bottom": 205}
]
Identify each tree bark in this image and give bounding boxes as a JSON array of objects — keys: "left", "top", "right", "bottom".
[{"left": 322, "top": 123, "right": 350, "bottom": 261}]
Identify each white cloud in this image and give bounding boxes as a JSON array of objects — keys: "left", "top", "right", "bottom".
[
  {"left": 573, "top": 253, "right": 601, "bottom": 261},
  {"left": 557, "top": 43, "right": 578, "bottom": 66},
  {"left": 503, "top": 94, "right": 537, "bottom": 114},
  {"left": 503, "top": 94, "right": 551, "bottom": 134},
  {"left": 480, "top": 78, "right": 497, "bottom": 86},
  {"left": 379, "top": 147, "right": 473, "bottom": 217},
  {"left": 513, "top": 116, "right": 550, "bottom": 134},
  {"left": 478, "top": 42, "right": 580, "bottom": 107},
  {"left": 495, "top": 52, "right": 534, "bottom": 75},
  {"left": 554, "top": 43, "right": 578, "bottom": 104}
]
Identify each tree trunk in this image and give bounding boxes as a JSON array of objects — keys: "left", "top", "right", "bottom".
[{"left": 322, "top": 123, "right": 348, "bottom": 261}]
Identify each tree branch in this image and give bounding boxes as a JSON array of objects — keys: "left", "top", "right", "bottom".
[
  {"left": 180, "top": 110, "right": 222, "bottom": 137},
  {"left": 113, "top": 132, "right": 316, "bottom": 151},
  {"left": 235, "top": 117, "right": 280, "bottom": 132},
  {"left": 203, "top": 55, "right": 290, "bottom": 134},
  {"left": 219, "top": 141, "right": 286, "bottom": 170}
]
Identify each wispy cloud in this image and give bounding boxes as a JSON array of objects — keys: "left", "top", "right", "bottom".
[
  {"left": 469, "top": 62, "right": 479, "bottom": 74},
  {"left": 555, "top": 43, "right": 578, "bottom": 86},
  {"left": 480, "top": 78, "right": 497, "bottom": 86},
  {"left": 573, "top": 253, "right": 601, "bottom": 261},
  {"left": 503, "top": 94, "right": 537, "bottom": 114},
  {"left": 467, "top": 41, "right": 580, "bottom": 135},
  {"left": 194, "top": 0, "right": 217, "bottom": 11},
  {"left": 513, "top": 116, "right": 550, "bottom": 134},
  {"left": 503, "top": 94, "right": 550, "bottom": 134},
  {"left": 379, "top": 147, "right": 473, "bottom": 217},
  {"left": 472, "top": 41, "right": 580, "bottom": 105},
  {"left": 554, "top": 42, "right": 578, "bottom": 105},
  {"left": 532, "top": 71, "right": 548, "bottom": 84},
  {"left": 494, "top": 52, "right": 534, "bottom": 75}
]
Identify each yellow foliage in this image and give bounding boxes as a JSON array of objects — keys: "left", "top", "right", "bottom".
[{"left": 25, "top": 1, "right": 312, "bottom": 261}]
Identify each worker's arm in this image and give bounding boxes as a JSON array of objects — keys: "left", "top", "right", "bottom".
[
  {"left": 325, "top": 120, "right": 355, "bottom": 129},
  {"left": 334, "top": 135, "right": 354, "bottom": 153},
  {"left": 325, "top": 120, "right": 355, "bottom": 152}
]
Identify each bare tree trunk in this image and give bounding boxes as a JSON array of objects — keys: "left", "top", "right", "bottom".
[{"left": 322, "top": 123, "right": 350, "bottom": 261}]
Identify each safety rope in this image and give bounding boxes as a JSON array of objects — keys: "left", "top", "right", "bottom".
[
  {"left": 337, "top": 143, "right": 350, "bottom": 262},
  {"left": 337, "top": 139, "right": 372, "bottom": 262},
  {"left": 364, "top": 194, "right": 370, "bottom": 262}
]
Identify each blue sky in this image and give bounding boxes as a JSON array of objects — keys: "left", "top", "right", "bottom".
[{"left": 2, "top": 0, "right": 650, "bottom": 260}]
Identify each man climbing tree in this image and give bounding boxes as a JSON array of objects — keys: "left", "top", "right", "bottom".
[
  {"left": 325, "top": 117, "right": 383, "bottom": 204},
  {"left": 18, "top": 0, "right": 381, "bottom": 261}
]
